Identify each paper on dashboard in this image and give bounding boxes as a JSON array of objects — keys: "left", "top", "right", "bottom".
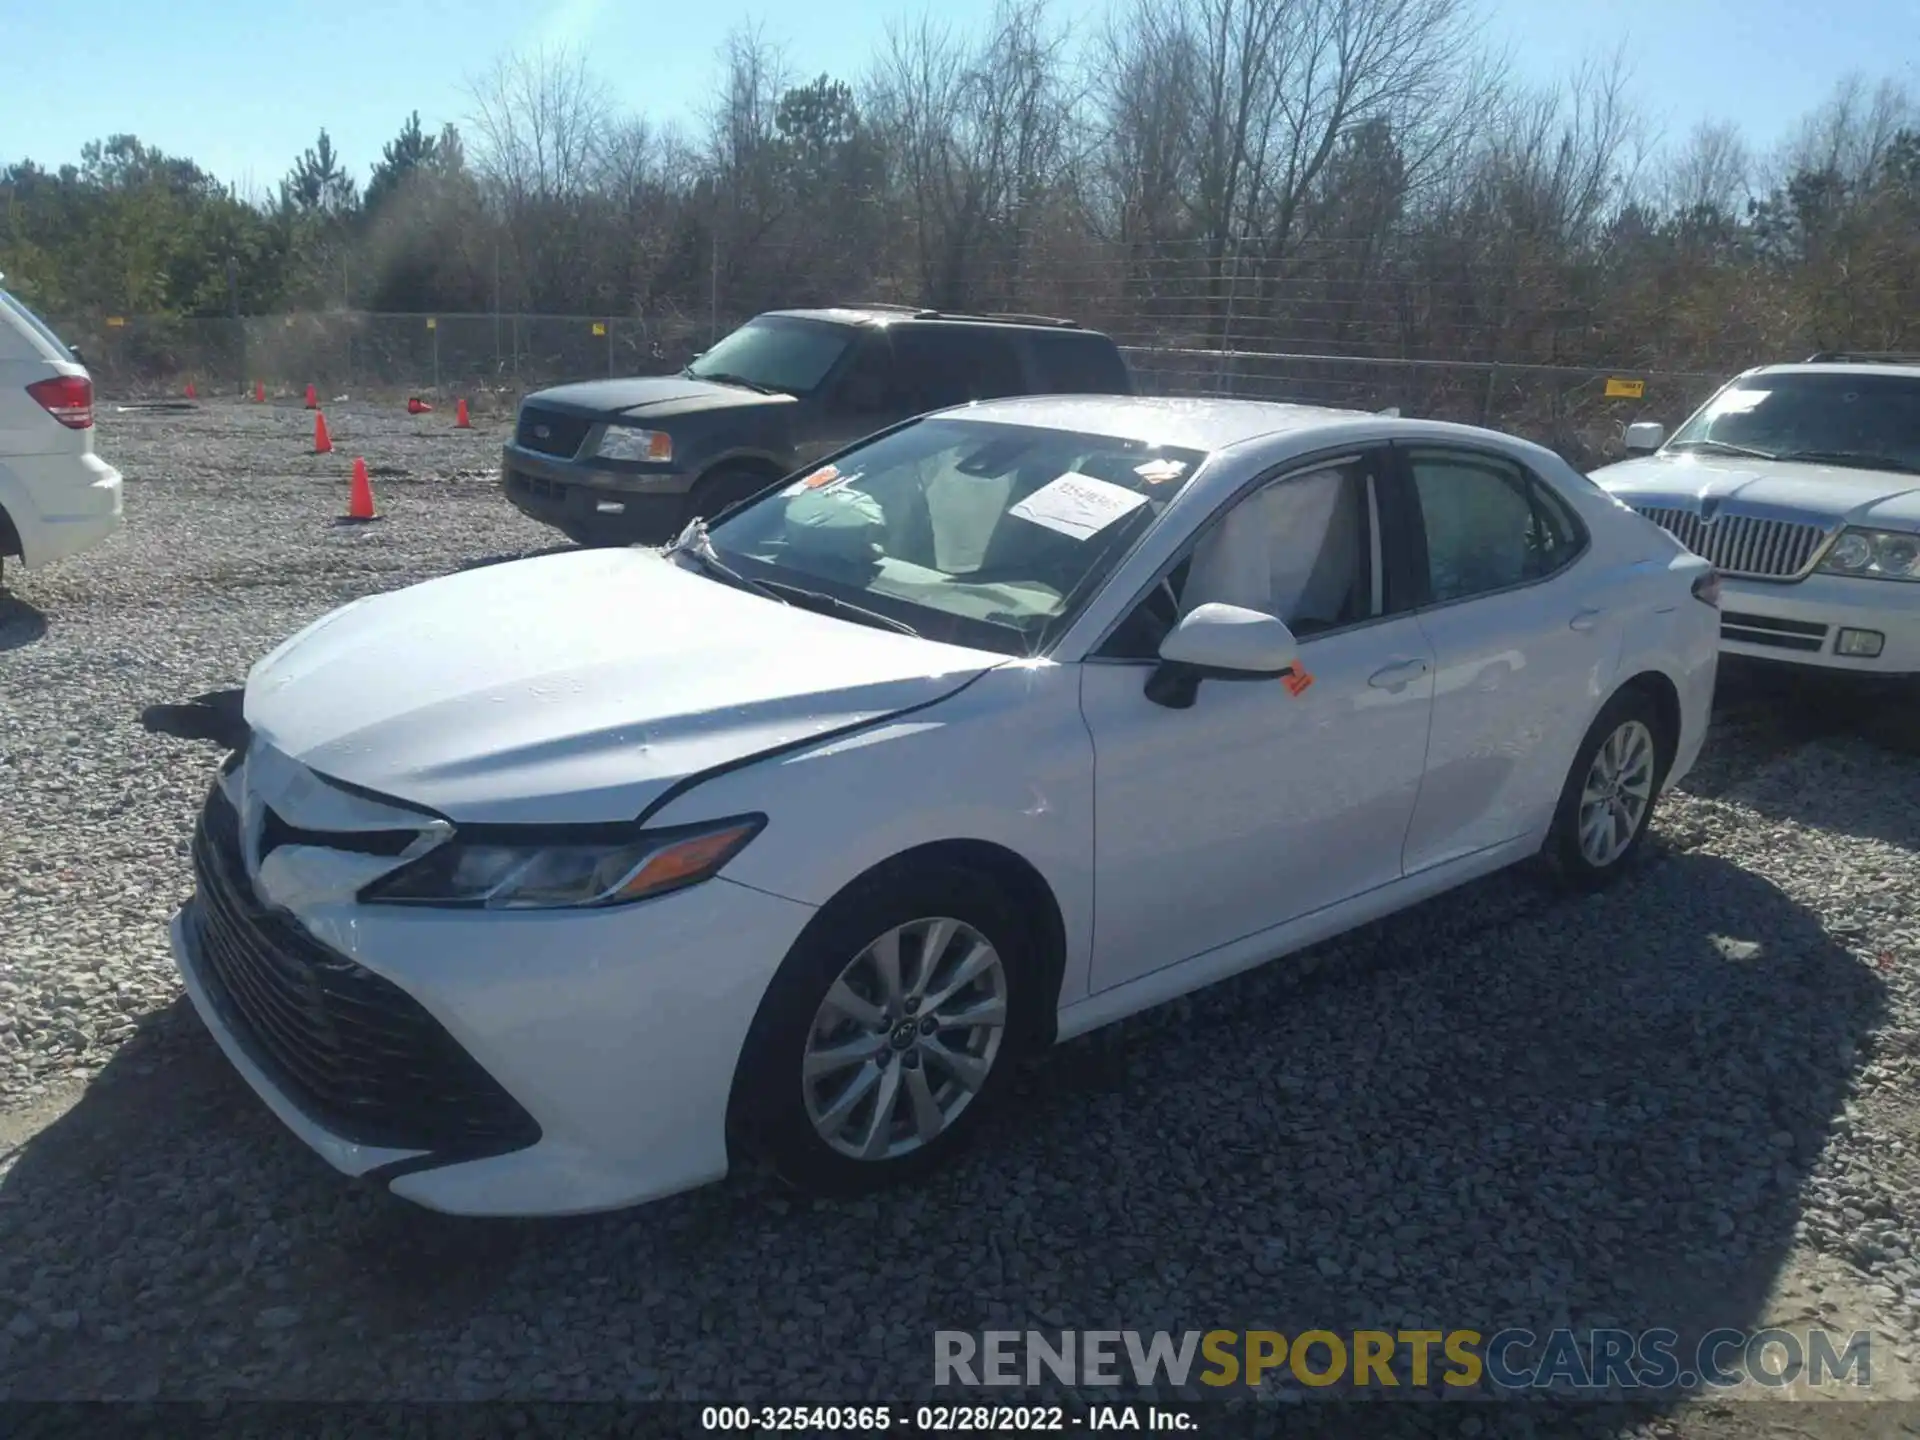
[{"left": 1008, "top": 472, "right": 1149, "bottom": 541}]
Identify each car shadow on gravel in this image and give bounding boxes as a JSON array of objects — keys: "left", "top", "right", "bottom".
[
  {"left": 0, "top": 850, "right": 1887, "bottom": 1414},
  {"left": 0, "top": 592, "right": 49, "bottom": 652}
]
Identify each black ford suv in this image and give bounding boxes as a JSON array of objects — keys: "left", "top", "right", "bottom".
[{"left": 501, "top": 305, "right": 1134, "bottom": 545}]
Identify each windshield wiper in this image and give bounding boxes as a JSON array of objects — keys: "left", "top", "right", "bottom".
[
  {"left": 1666, "top": 439, "right": 1778, "bottom": 459},
  {"left": 664, "top": 523, "right": 918, "bottom": 636},
  {"left": 685, "top": 368, "right": 780, "bottom": 396},
  {"left": 759, "top": 581, "right": 920, "bottom": 637},
  {"left": 1770, "top": 449, "right": 1920, "bottom": 475},
  {"left": 664, "top": 520, "right": 791, "bottom": 605}
]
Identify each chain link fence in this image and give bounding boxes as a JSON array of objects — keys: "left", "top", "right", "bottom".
[{"left": 56, "top": 309, "right": 1727, "bottom": 467}]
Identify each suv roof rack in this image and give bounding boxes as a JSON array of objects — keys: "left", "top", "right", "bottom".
[
  {"left": 1802, "top": 351, "right": 1920, "bottom": 365},
  {"left": 846, "top": 303, "right": 1082, "bottom": 330}
]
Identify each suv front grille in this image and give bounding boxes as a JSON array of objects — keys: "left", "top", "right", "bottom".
[
  {"left": 1631, "top": 506, "right": 1830, "bottom": 580},
  {"left": 187, "top": 784, "right": 540, "bottom": 1155},
  {"left": 514, "top": 407, "right": 594, "bottom": 459}
]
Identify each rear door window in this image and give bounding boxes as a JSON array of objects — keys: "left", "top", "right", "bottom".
[
  {"left": 892, "top": 328, "right": 1026, "bottom": 412},
  {"left": 0, "top": 288, "right": 77, "bottom": 363},
  {"left": 1026, "top": 333, "right": 1132, "bottom": 394}
]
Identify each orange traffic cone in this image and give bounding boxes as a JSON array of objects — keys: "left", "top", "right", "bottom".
[
  {"left": 253, "top": 381, "right": 265, "bottom": 403},
  {"left": 185, "top": 380, "right": 198, "bottom": 400},
  {"left": 454, "top": 397, "right": 471, "bottom": 428},
  {"left": 305, "top": 383, "right": 318, "bottom": 410},
  {"left": 342, "top": 457, "right": 378, "bottom": 522},
  {"left": 313, "top": 411, "right": 332, "bottom": 454},
  {"left": 406, "top": 395, "right": 434, "bottom": 415}
]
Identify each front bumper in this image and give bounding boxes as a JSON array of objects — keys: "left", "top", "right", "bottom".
[
  {"left": 500, "top": 444, "right": 693, "bottom": 544},
  {"left": 1716, "top": 572, "right": 1920, "bottom": 675},
  {"left": 172, "top": 820, "right": 819, "bottom": 1217}
]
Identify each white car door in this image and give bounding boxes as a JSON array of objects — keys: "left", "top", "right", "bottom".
[
  {"left": 1078, "top": 450, "right": 1438, "bottom": 994},
  {"left": 1394, "top": 444, "right": 1624, "bottom": 873}
]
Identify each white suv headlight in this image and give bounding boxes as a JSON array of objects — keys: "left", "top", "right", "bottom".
[
  {"left": 592, "top": 425, "right": 673, "bottom": 463},
  {"left": 360, "top": 815, "right": 763, "bottom": 909},
  {"left": 1820, "top": 528, "right": 1920, "bottom": 581}
]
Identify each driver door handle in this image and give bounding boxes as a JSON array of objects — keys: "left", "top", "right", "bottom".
[{"left": 1367, "top": 658, "right": 1431, "bottom": 690}]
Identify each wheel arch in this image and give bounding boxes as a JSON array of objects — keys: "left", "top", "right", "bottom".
[
  {"left": 695, "top": 451, "right": 789, "bottom": 490},
  {"left": 1612, "top": 667, "right": 1683, "bottom": 774},
  {"left": 721, "top": 836, "right": 1069, "bottom": 1160}
]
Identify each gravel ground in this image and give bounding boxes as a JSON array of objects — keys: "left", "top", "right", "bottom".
[{"left": 2, "top": 403, "right": 1919, "bottom": 1434}]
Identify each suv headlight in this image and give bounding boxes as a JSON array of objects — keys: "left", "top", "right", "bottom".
[
  {"left": 1819, "top": 527, "right": 1920, "bottom": 581},
  {"left": 360, "top": 815, "right": 763, "bottom": 909},
  {"left": 592, "top": 425, "right": 673, "bottom": 463}
]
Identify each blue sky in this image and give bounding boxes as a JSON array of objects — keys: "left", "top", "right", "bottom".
[{"left": 3, "top": 0, "right": 1915, "bottom": 192}]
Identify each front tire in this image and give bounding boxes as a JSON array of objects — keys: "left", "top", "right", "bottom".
[
  {"left": 730, "top": 863, "right": 1040, "bottom": 1197},
  {"left": 689, "top": 465, "right": 777, "bottom": 527},
  {"left": 1542, "top": 688, "right": 1669, "bottom": 888}
]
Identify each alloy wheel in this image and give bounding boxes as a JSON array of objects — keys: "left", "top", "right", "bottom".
[
  {"left": 1578, "top": 718, "right": 1656, "bottom": 868},
  {"left": 801, "top": 916, "right": 1009, "bottom": 1161}
]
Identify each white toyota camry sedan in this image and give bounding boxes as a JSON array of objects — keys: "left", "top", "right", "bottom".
[{"left": 169, "top": 395, "right": 1719, "bottom": 1217}]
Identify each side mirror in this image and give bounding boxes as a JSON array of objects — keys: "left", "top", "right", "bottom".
[
  {"left": 1144, "top": 603, "right": 1300, "bottom": 710},
  {"left": 1623, "top": 421, "right": 1665, "bottom": 455}
]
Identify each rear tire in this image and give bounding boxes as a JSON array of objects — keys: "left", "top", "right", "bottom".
[
  {"left": 730, "top": 863, "right": 1041, "bottom": 1197},
  {"left": 1541, "top": 687, "right": 1670, "bottom": 889}
]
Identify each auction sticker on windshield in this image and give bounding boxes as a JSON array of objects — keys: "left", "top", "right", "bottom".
[
  {"left": 783, "top": 464, "right": 861, "bottom": 496},
  {"left": 1010, "top": 472, "right": 1150, "bottom": 540}
]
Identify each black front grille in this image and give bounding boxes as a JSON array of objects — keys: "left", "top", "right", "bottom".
[
  {"left": 514, "top": 407, "right": 594, "bottom": 459},
  {"left": 187, "top": 785, "right": 540, "bottom": 1155},
  {"left": 1721, "top": 611, "right": 1831, "bottom": 652}
]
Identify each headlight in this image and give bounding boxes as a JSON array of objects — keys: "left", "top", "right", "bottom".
[
  {"left": 1820, "top": 527, "right": 1920, "bottom": 581},
  {"left": 360, "top": 815, "right": 763, "bottom": 909},
  {"left": 592, "top": 425, "right": 673, "bottom": 463}
]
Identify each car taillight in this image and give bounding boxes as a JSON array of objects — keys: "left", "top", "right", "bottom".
[
  {"left": 26, "top": 374, "right": 94, "bottom": 429},
  {"left": 1692, "top": 570, "right": 1721, "bottom": 608}
]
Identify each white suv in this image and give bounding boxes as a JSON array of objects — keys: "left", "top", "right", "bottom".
[
  {"left": 1593, "top": 354, "right": 1920, "bottom": 677},
  {"left": 0, "top": 278, "right": 123, "bottom": 588}
]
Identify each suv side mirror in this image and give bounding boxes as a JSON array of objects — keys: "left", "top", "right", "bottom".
[
  {"left": 1145, "top": 603, "right": 1300, "bottom": 709},
  {"left": 1623, "top": 421, "right": 1665, "bottom": 455}
]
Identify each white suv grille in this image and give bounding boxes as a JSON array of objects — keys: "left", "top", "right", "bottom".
[{"left": 1631, "top": 507, "right": 1830, "bottom": 580}]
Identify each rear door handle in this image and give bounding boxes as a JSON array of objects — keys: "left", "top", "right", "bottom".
[
  {"left": 1367, "top": 658, "right": 1431, "bottom": 690},
  {"left": 1570, "top": 608, "right": 1604, "bottom": 632}
]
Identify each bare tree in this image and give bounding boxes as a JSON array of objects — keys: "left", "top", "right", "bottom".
[
  {"left": 1660, "top": 120, "right": 1752, "bottom": 217},
  {"left": 467, "top": 47, "right": 611, "bottom": 203},
  {"left": 867, "top": 0, "right": 1075, "bottom": 307},
  {"left": 1097, "top": 0, "right": 1491, "bottom": 346}
]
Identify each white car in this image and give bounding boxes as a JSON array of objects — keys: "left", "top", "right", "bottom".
[
  {"left": 0, "top": 278, "right": 123, "bottom": 587},
  {"left": 1594, "top": 355, "right": 1920, "bottom": 676},
  {"left": 168, "top": 396, "right": 1718, "bottom": 1217}
]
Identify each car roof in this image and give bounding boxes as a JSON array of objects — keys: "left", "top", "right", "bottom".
[
  {"left": 931, "top": 393, "right": 1376, "bottom": 452},
  {"left": 761, "top": 306, "right": 1103, "bottom": 334},
  {"left": 1744, "top": 361, "right": 1920, "bottom": 381}
]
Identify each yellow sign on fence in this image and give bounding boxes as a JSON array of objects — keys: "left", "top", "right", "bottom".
[
  {"left": 426, "top": 317, "right": 437, "bottom": 330},
  {"left": 592, "top": 322, "right": 607, "bottom": 336},
  {"left": 1605, "top": 377, "right": 1646, "bottom": 399},
  {"left": 105, "top": 316, "right": 126, "bottom": 328}
]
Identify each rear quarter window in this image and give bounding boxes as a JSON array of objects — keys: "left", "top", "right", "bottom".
[
  {"left": 1026, "top": 332, "right": 1132, "bottom": 395},
  {"left": 893, "top": 328, "right": 1027, "bottom": 411}
]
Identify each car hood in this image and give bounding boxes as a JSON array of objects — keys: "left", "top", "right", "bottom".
[
  {"left": 243, "top": 548, "right": 1000, "bottom": 825},
  {"left": 527, "top": 374, "right": 795, "bottom": 420},
  {"left": 1591, "top": 453, "right": 1920, "bottom": 529}
]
